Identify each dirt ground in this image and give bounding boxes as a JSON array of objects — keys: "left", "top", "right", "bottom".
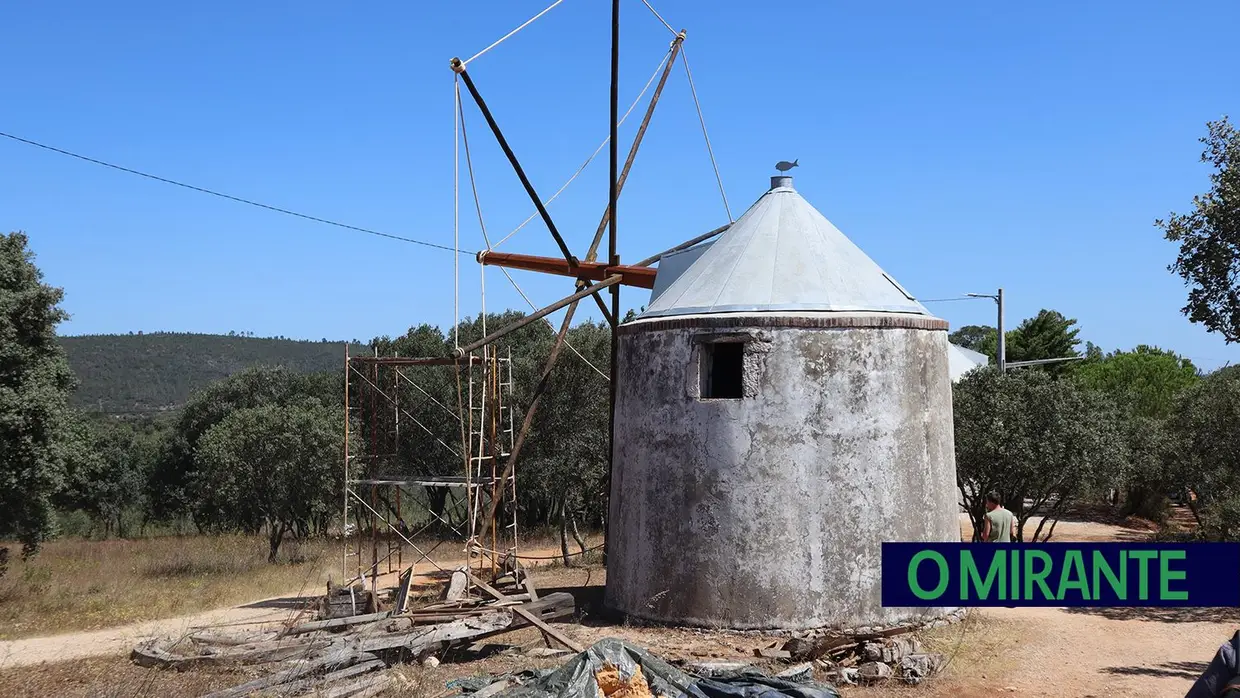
[{"left": 0, "top": 516, "right": 1231, "bottom": 697}]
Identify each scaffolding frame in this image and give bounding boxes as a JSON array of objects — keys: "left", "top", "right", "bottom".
[{"left": 341, "top": 346, "right": 517, "bottom": 595}]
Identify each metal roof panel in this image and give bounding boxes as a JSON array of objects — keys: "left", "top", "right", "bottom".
[{"left": 641, "top": 177, "right": 934, "bottom": 319}]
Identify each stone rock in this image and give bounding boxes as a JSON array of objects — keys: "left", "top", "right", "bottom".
[
  {"left": 421, "top": 655, "right": 440, "bottom": 668},
  {"left": 861, "top": 642, "right": 884, "bottom": 662},
  {"left": 775, "top": 663, "right": 814, "bottom": 682},
  {"left": 782, "top": 636, "right": 816, "bottom": 659},
  {"left": 442, "top": 566, "right": 469, "bottom": 602},
  {"left": 831, "top": 667, "right": 859, "bottom": 685},
  {"left": 898, "top": 653, "right": 946, "bottom": 684},
  {"left": 881, "top": 637, "right": 920, "bottom": 663},
  {"left": 858, "top": 661, "right": 893, "bottom": 683}
]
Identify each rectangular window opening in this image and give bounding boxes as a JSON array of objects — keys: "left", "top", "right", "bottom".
[{"left": 700, "top": 341, "right": 744, "bottom": 399}]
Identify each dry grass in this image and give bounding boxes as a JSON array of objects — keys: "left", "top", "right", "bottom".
[
  {"left": 0, "top": 532, "right": 591, "bottom": 642},
  {"left": 0, "top": 535, "right": 335, "bottom": 641},
  {"left": 0, "top": 655, "right": 246, "bottom": 698}
]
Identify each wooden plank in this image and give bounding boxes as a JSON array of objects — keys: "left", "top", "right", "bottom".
[
  {"left": 188, "top": 630, "right": 279, "bottom": 647},
  {"left": 131, "top": 637, "right": 334, "bottom": 670},
  {"left": 395, "top": 567, "right": 414, "bottom": 614},
  {"left": 357, "top": 592, "right": 576, "bottom": 655},
  {"left": 784, "top": 634, "right": 857, "bottom": 661},
  {"left": 385, "top": 613, "right": 499, "bottom": 627},
  {"left": 252, "top": 657, "right": 385, "bottom": 697},
  {"left": 323, "top": 673, "right": 391, "bottom": 698},
  {"left": 359, "top": 610, "right": 514, "bottom": 654},
  {"left": 467, "top": 573, "right": 583, "bottom": 653},
  {"left": 200, "top": 649, "right": 375, "bottom": 698},
  {"left": 523, "top": 574, "right": 540, "bottom": 602},
  {"left": 283, "top": 611, "right": 391, "bottom": 636},
  {"left": 855, "top": 625, "right": 916, "bottom": 641}
]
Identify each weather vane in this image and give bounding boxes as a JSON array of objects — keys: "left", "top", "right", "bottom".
[{"left": 775, "top": 159, "right": 799, "bottom": 173}]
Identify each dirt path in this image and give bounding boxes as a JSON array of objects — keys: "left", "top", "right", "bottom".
[
  {"left": 927, "top": 511, "right": 1228, "bottom": 697},
  {"left": 939, "top": 605, "right": 1234, "bottom": 698},
  {"left": 0, "top": 543, "right": 570, "bottom": 670},
  {"left": 0, "top": 601, "right": 293, "bottom": 669}
]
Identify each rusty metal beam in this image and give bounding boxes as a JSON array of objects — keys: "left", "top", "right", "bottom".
[
  {"left": 349, "top": 356, "right": 482, "bottom": 367},
  {"left": 477, "top": 250, "right": 656, "bottom": 289}
]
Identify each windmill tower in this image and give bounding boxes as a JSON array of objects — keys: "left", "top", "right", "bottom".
[{"left": 605, "top": 174, "right": 961, "bottom": 630}]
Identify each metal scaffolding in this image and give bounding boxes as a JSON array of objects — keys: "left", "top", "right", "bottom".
[{"left": 341, "top": 345, "right": 517, "bottom": 596}]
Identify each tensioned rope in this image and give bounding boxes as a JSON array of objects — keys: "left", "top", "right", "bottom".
[
  {"left": 0, "top": 131, "right": 469, "bottom": 254},
  {"left": 500, "top": 268, "right": 612, "bottom": 381},
  {"left": 458, "top": 90, "right": 492, "bottom": 250},
  {"left": 456, "top": 86, "right": 607, "bottom": 380},
  {"left": 456, "top": 80, "right": 490, "bottom": 341},
  {"left": 491, "top": 46, "right": 674, "bottom": 250},
  {"left": 682, "top": 49, "right": 732, "bottom": 223},
  {"left": 461, "top": 0, "right": 567, "bottom": 67},
  {"left": 640, "top": 0, "right": 677, "bottom": 35},
  {"left": 637, "top": 0, "right": 733, "bottom": 223},
  {"left": 454, "top": 78, "right": 463, "bottom": 350}
]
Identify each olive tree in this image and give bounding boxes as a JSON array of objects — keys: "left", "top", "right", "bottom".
[
  {"left": 954, "top": 367, "right": 1126, "bottom": 542},
  {"left": 1158, "top": 117, "right": 1240, "bottom": 343},
  {"left": 1168, "top": 367, "right": 1240, "bottom": 539},
  {"left": 0, "top": 232, "right": 77, "bottom": 568},
  {"left": 194, "top": 400, "right": 342, "bottom": 561}
]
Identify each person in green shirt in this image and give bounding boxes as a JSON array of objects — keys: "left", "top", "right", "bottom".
[{"left": 982, "top": 492, "right": 1016, "bottom": 543}]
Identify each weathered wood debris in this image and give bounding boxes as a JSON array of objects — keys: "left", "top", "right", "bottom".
[
  {"left": 130, "top": 568, "right": 581, "bottom": 697},
  {"left": 746, "top": 630, "right": 946, "bottom": 686}
]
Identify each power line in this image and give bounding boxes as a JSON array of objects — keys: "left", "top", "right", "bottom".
[{"left": 0, "top": 130, "right": 468, "bottom": 254}]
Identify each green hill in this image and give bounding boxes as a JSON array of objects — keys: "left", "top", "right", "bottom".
[{"left": 60, "top": 332, "right": 367, "bottom": 414}]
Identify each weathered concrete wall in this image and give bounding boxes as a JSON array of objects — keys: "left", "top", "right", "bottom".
[{"left": 605, "top": 315, "right": 960, "bottom": 630}]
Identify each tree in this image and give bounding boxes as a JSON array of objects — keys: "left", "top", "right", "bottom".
[
  {"left": 953, "top": 367, "right": 1126, "bottom": 542},
  {"left": 948, "top": 324, "right": 994, "bottom": 354},
  {"left": 522, "top": 321, "right": 611, "bottom": 563},
  {"left": 194, "top": 400, "right": 342, "bottom": 561},
  {"left": 974, "top": 309, "right": 1082, "bottom": 374},
  {"left": 1074, "top": 346, "right": 1199, "bottom": 420},
  {"left": 148, "top": 366, "right": 330, "bottom": 526},
  {"left": 1073, "top": 346, "right": 1200, "bottom": 518},
  {"left": 58, "top": 416, "right": 158, "bottom": 537},
  {"left": 1168, "top": 367, "right": 1240, "bottom": 539},
  {"left": 1006, "top": 310, "right": 1081, "bottom": 365},
  {"left": 0, "top": 232, "right": 77, "bottom": 565},
  {"left": 1158, "top": 117, "right": 1240, "bottom": 343}
]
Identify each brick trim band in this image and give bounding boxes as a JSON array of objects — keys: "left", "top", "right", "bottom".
[{"left": 618, "top": 313, "right": 949, "bottom": 335}]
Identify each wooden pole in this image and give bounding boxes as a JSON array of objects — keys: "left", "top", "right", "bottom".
[
  {"left": 473, "top": 32, "right": 683, "bottom": 548},
  {"left": 342, "top": 346, "right": 350, "bottom": 582},
  {"left": 605, "top": 0, "right": 621, "bottom": 568}
]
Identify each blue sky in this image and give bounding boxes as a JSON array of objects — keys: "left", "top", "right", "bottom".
[{"left": 2, "top": 1, "right": 1237, "bottom": 369}]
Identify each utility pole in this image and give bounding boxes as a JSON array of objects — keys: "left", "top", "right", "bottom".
[
  {"left": 967, "top": 288, "right": 1006, "bottom": 372},
  {"left": 996, "top": 287, "right": 1005, "bottom": 374}
]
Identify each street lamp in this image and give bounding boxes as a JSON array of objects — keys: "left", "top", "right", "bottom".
[{"left": 966, "top": 289, "right": 1005, "bottom": 373}]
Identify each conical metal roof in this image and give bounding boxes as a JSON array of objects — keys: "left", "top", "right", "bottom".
[
  {"left": 641, "top": 176, "right": 933, "bottom": 319},
  {"left": 948, "top": 343, "right": 989, "bottom": 382}
]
